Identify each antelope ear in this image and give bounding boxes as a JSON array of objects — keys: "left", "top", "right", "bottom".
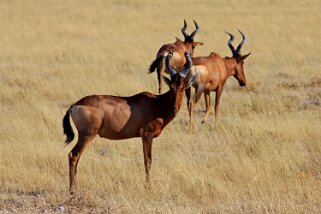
[
  {"left": 162, "top": 75, "right": 171, "bottom": 86},
  {"left": 192, "top": 41, "right": 204, "bottom": 46},
  {"left": 185, "top": 73, "right": 199, "bottom": 89},
  {"left": 237, "top": 52, "right": 251, "bottom": 63}
]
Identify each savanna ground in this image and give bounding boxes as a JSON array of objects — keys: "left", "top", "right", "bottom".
[{"left": 0, "top": 0, "right": 320, "bottom": 213}]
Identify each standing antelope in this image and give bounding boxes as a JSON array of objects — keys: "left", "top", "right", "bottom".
[
  {"left": 149, "top": 20, "right": 203, "bottom": 94},
  {"left": 186, "top": 30, "right": 251, "bottom": 129},
  {"left": 63, "top": 51, "right": 197, "bottom": 193}
]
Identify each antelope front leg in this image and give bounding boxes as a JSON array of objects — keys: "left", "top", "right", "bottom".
[
  {"left": 185, "top": 87, "right": 191, "bottom": 111},
  {"left": 202, "top": 91, "right": 212, "bottom": 123},
  {"left": 140, "top": 131, "right": 153, "bottom": 183},
  {"left": 189, "top": 86, "right": 204, "bottom": 130},
  {"left": 214, "top": 86, "right": 223, "bottom": 124},
  {"left": 189, "top": 100, "right": 195, "bottom": 130}
]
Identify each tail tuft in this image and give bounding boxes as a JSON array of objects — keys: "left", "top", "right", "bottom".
[
  {"left": 149, "top": 55, "right": 163, "bottom": 73},
  {"left": 63, "top": 108, "right": 74, "bottom": 144}
]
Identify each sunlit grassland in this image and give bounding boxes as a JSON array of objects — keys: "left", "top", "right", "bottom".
[{"left": 0, "top": 0, "right": 320, "bottom": 212}]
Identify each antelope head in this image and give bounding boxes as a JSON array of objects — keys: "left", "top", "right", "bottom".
[
  {"left": 181, "top": 20, "right": 204, "bottom": 54},
  {"left": 163, "top": 50, "right": 197, "bottom": 116},
  {"left": 225, "top": 30, "right": 251, "bottom": 86}
]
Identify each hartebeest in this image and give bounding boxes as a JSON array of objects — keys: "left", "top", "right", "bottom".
[
  {"left": 63, "top": 51, "right": 196, "bottom": 193},
  {"left": 186, "top": 30, "right": 251, "bottom": 128},
  {"left": 149, "top": 20, "right": 203, "bottom": 94}
]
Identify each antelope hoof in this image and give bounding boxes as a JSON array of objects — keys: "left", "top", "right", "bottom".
[
  {"left": 144, "top": 182, "right": 151, "bottom": 190},
  {"left": 144, "top": 176, "right": 152, "bottom": 190},
  {"left": 202, "top": 117, "right": 209, "bottom": 124},
  {"left": 69, "top": 184, "right": 78, "bottom": 195},
  {"left": 69, "top": 189, "right": 77, "bottom": 201}
]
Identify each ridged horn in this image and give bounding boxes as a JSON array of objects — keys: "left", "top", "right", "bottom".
[
  {"left": 235, "top": 29, "right": 246, "bottom": 54},
  {"left": 165, "top": 50, "right": 177, "bottom": 77},
  {"left": 179, "top": 51, "right": 192, "bottom": 78},
  {"left": 181, "top": 19, "right": 189, "bottom": 39},
  {"left": 225, "top": 31, "right": 236, "bottom": 53},
  {"left": 189, "top": 20, "right": 200, "bottom": 40}
]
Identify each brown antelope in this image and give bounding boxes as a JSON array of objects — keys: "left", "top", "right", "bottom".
[
  {"left": 63, "top": 51, "right": 197, "bottom": 193},
  {"left": 149, "top": 20, "right": 203, "bottom": 94},
  {"left": 186, "top": 30, "right": 251, "bottom": 129}
]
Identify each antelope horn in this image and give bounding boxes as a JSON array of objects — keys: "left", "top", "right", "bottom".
[
  {"left": 165, "top": 50, "right": 177, "bottom": 77},
  {"left": 235, "top": 29, "right": 246, "bottom": 54},
  {"left": 179, "top": 51, "right": 192, "bottom": 78},
  {"left": 225, "top": 31, "right": 236, "bottom": 53},
  {"left": 189, "top": 20, "right": 200, "bottom": 40},
  {"left": 181, "top": 19, "right": 189, "bottom": 39}
]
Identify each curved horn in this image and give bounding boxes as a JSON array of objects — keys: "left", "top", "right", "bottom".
[
  {"left": 189, "top": 20, "right": 200, "bottom": 40},
  {"left": 165, "top": 50, "right": 177, "bottom": 77},
  {"left": 179, "top": 51, "right": 192, "bottom": 78},
  {"left": 225, "top": 31, "right": 236, "bottom": 53},
  {"left": 181, "top": 19, "right": 189, "bottom": 39},
  {"left": 235, "top": 29, "right": 246, "bottom": 54}
]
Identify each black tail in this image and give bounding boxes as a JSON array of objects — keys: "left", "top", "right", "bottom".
[
  {"left": 63, "top": 108, "right": 74, "bottom": 144},
  {"left": 149, "top": 55, "right": 163, "bottom": 73}
]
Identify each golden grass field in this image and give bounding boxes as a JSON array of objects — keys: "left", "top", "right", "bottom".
[{"left": 0, "top": 0, "right": 320, "bottom": 213}]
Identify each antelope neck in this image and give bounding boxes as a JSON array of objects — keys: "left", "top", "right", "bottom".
[
  {"left": 157, "top": 89, "right": 184, "bottom": 121},
  {"left": 224, "top": 58, "right": 237, "bottom": 77}
]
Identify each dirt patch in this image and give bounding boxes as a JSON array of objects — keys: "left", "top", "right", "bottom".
[{"left": 0, "top": 192, "right": 120, "bottom": 213}]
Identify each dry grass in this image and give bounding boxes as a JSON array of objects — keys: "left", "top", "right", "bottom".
[{"left": 0, "top": 0, "right": 320, "bottom": 213}]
